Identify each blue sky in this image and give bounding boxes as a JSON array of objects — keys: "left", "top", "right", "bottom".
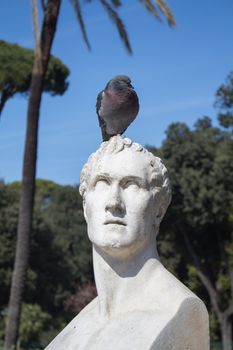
[{"left": 0, "top": 0, "right": 233, "bottom": 185}]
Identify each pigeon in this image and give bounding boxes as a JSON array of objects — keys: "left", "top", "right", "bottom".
[{"left": 96, "top": 75, "right": 139, "bottom": 141}]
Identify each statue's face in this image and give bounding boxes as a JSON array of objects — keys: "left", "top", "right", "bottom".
[{"left": 84, "top": 148, "right": 158, "bottom": 257}]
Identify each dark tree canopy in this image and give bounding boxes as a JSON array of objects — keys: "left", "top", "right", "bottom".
[
  {"left": 215, "top": 71, "right": 233, "bottom": 130},
  {"left": 0, "top": 180, "right": 92, "bottom": 347},
  {"left": 0, "top": 40, "right": 70, "bottom": 115}
]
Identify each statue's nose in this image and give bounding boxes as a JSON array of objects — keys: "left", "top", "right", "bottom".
[{"left": 105, "top": 185, "right": 125, "bottom": 214}]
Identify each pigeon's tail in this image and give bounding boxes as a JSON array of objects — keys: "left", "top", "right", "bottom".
[
  {"left": 101, "top": 129, "right": 111, "bottom": 142},
  {"left": 98, "top": 115, "right": 111, "bottom": 142}
]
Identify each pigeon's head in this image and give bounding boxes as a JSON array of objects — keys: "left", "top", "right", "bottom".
[{"left": 106, "top": 75, "right": 133, "bottom": 90}]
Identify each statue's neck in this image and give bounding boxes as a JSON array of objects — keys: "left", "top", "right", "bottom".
[{"left": 92, "top": 239, "right": 160, "bottom": 319}]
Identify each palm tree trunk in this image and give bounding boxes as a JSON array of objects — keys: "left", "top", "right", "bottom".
[
  {"left": 221, "top": 317, "right": 232, "bottom": 350},
  {"left": 4, "top": 1, "right": 61, "bottom": 349}
]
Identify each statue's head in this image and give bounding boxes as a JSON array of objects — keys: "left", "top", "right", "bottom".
[{"left": 79, "top": 136, "right": 171, "bottom": 256}]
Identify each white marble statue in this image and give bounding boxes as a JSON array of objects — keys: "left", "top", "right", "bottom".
[{"left": 46, "top": 135, "right": 209, "bottom": 350}]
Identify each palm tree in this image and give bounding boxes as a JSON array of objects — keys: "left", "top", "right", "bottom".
[
  {"left": 4, "top": 1, "right": 62, "bottom": 348},
  {"left": 4, "top": 1, "right": 175, "bottom": 349}
]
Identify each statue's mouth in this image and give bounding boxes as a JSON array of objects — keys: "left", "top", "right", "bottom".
[{"left": 104, "top": 220, "right": 126, "bottom": 226}]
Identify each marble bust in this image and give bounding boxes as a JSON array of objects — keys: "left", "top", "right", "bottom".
[{"left": 46, "top": 135, "right": 209, "bottom": 350}]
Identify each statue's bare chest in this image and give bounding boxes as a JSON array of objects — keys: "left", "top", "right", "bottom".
[{"left": 52, "top": 309, "right": 176, "bottom": 350}]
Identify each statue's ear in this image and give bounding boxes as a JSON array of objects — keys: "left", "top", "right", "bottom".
[
  {"left": 83, "top": 200, "right": 87, "bottom": 222},
  {"left": 156, "top": 205, "right": 163, "bottom": 219},
  {"left": 154, "top": 202, "right": 164, "bottom": 225}
]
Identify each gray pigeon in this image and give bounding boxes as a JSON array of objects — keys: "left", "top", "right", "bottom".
[{"left": 96, "top": 75, "right": 139, "bottom": 141}]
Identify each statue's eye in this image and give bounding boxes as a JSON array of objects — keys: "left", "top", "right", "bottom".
[
  {"left": 123, "top": 180, "right": 139, "bottom": 189},
  {"left": 94, "top": 177, "right": 109, "bottom": 187}
]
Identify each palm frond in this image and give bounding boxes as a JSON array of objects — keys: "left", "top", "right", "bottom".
[
  {"left": 70, "top": 0, "right": 91, "bottom": 50},
  {"left": 110, "top": 0, "right": 122, "bottom": 8},
  {"left": 41, "top": 0, "right": 47, "bottom": 12},
  {"left": 100, "top": 0, "right": 132, "bottom": 54},
  {"left": 154, "top": 0, "right": 175, "bottom": 26},
  {"left": 140, "top": 0, "right": 162, "bottom": 22}
]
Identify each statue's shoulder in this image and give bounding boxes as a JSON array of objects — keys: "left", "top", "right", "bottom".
[
  {"left": 45, "top": 297, "right": 98, "bottom": 350},
  {"left": 150, "top": 263, "right": 208, "bottom": 316},
  {"left": 155, "top": 263, "right": 198, "bottom": 299},
  {"left": 149, "top": 264, "right": 209, "bottom": 350}
]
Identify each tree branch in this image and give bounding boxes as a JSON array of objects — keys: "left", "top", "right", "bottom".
[
  {"left": 0, "top": 87, "right": 14, "bottom": 117},
  {"left": 216, "top": 230, "right": 233, "bottom": 299},
  {"left": 179, "top": 225, "right": 222, "bottom": 319},
  {"left": 223, "top": 302, "right": 233, "bottom": 320},
  {"left": 230, "top": 269, "right": 233, "bottom": 300}
]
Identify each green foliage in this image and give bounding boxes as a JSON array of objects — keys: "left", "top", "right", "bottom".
[
  {"left": 0, "top": 183, "right": 19, "bottom": 308},
  {"left": 1, "top": 303, "right": 51, "bottom": 349},
  {"left": 28, "top": 180, "right": 93, "bottom": 317},
  {"left": 0, "top": 180, "right": 92, "bottom": 346},
  {"left": 0, "top": 40, "right": 69, "bottom": 113},
  {"left": 161, "top": 117, "right": 232, "bottom": 228},
  {"left": 0, "top": 311, "right": 5, "bottom": 343},
  {"left": 157, "top": 222, "right": 182, "bottom": 276},
  {"left": 215, "top": 70, "right": 233, "bottom": 130},
  {"left": 19, "top": 303, "right": 51, "bottom": 347},
  {"left": 185, "top": 265, "right": 202, "bottom": 293}
]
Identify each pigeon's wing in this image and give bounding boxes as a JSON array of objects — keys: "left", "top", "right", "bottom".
[
  {"left": 96, "top": 91, "right": 103, "bottom": 119},
  {"left": 99, "top": 116, "right": 111, "bottom": 142},
  {"left": 96, "top": 91, "right": 111, "bottom": 142}
]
